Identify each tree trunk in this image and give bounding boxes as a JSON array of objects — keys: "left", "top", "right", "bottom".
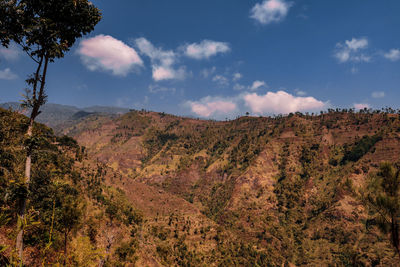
[
  {"left": 16, "top": 55, "right": 48, "bottom": 265},
  {"left": 16, "top": 118, "right": 34, "bottom": 264}
]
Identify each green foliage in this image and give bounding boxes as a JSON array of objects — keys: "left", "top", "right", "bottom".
[
  {"left": 115, "top": 240, "right": 138, "bottom": 263},
  {"left": 204, "top": 179, "right": 235, "bottom": 220},
  {"left": 56, "top": 135, "right": 78, "bottom": 149},
  {"left": 229, "top": 133, "right": 262, "bottom": 171},
  {"left": 99, "top": 187, "right": 143, "bottom": 226},
  {"left": 362, "top": 162, "right": 400, "bottom": 258},
  {"left": 341, "top": 134, "right": 382, "bottom": 164},
  {"left": 215, "top": 242, "right": 271, "bottom": 267},
  {"left": 273, "top": 144, "right": 307, "bottom": 263},
  {"left": 69, "top": 236, "right": 103, "bottom": 266},
  {"left": 143, "top": 128, "right": 179, "bottom": 162},
  {"left": 0, "top": 109, "right": 137, "bottom": 265},
  {"left": 0, "top": 0, "right": 101, "bottom": 59}
]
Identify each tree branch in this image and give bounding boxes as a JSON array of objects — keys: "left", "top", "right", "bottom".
[
  {"left": 16, "top": 42, "right": 41, "bottom": 64},
  {"left": 31, "top": 55, "right": 44, "bottom": 103}
]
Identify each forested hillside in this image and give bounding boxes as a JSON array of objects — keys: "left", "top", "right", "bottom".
[{"left": 1, "top": 107, "right": 400, "bottom": 266}]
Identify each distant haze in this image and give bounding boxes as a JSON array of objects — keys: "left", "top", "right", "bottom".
[{"left": 0, "top": 102, "right": 129, "bottom": 129}]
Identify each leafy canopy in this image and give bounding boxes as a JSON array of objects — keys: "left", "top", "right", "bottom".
[{"left": 0, "top": 0, "right": 101, "bottom": 60}]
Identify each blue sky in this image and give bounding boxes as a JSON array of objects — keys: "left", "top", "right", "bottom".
[{"left": 0, "top": 0, "right": 399, "bottom": 119}]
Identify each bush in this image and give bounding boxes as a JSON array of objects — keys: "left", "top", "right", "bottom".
[{"left": 115, "top": 241, "right": 136, "bottom": 262}]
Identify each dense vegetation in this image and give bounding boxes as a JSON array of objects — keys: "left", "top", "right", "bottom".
[{"left": 0, "top": 108, "right": 142, "bottom": 266}]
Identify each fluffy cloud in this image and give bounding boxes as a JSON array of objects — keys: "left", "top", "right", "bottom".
[
  {"left": 0, "top": 68, "right": 18, "bottom": 80},
  {"left": 135, "top": 37, "right": 176, "bottom": 66},
  {"left": 0, "top": 43, "right": 20, "bottom": 61},
  {"left": 186, "top": 96, "right": 237, "bottom": 117},
  {"left": 345, "top": 38, "right": 368, "bottom": 50},
  {"left": 212, "top": 75, "right": 229, "bottom": 87},
  {"left": 78, "top": 35, "right": 143, "bottom": 76},
  {"left": 334, "top": 38, "right": 370, "bottom": 63},
  {"left": 250, "top": 80, "right": 266, "bottom": 91},
  {"left": 135, "top": 37, "right": 186, "bottom": 81},
  {"left": 354, "top": 103, "right": 370, "bottom": 110},
  {"left": 184, "top": 40, "right": 230, "bottom": 60},
  {"left": 371, "top": 91, "right": 385, "bottom": 98},
  {"left": 152, "top": 66, "right": 186, "bottom": 81},
  {"left": 244, "top": 91, "right": 326, "bottom": 114},
  {"left": 384, "top": 49, "right": 400, "bottom": 61},
  {"left": 250, "top": 0, "right": 292, "bottom": 25}
]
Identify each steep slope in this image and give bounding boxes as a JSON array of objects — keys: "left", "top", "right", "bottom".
[
  {"left": 59, "top": 109, "right": 400, "bottom": 265},
  {"left": 0, "top": 108, "right": 147, "bottom": 266},
  {"left": 0, "top": 108, "right": 259, "bottom": 266}
]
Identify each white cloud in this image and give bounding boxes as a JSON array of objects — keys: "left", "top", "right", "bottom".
[
  {"left": 354, "top": 103, "right": 370, "bottom": 110},
  {"left": 135, "top": 37, "right": 186, "bottom": 81},
  {"left": 186, "top": 96, "right": 237, "bottom": 117},
  {"left": 184, "top": 40, "right": 230, "bottom": 60},
  {"left": 212, "top": 75, "right": 229, "bottom": 87},
  {"left": 384, "top": 49, "right": 400, "bottom": 61},
  {"left": 148, "top": 84, "right": 176, "bottom": 94},
  {"left": 233, "top": 80, "right": 266, "bottom": 91},
  {"left": 0, "top": 68, "right": 18, "bottom": 80},
  {"left": 152, "top": 66, "right": 186, "bottom": 81},
  {"left": 186, "top": 89, "right": 328, "bottom": 119},
  {"left": 0, "top": 43, "right": 20, "bottom": 61},
  {"left": 250, "top": 0, "right": 292, "bottom": 25},
  {"left": 135, "top": 37, "right": 176, "bottom": 66},
  {"left": 335, "top": 49, "right": 350, "bottom": 63},
  {"left": 345, "top": 38, "right": 368, "bottom": 50},
  {"left": 233, "top": 72, "right": 242, "bottom": 81},
  {"left": 371, "top": 91, "right": 385, "bottom": 98},
  {"left": 334, "top": 38, "right": 370, "bottom": 63},
  {"left": 78, "top": 35, "right": 143, "bottom": 76},
  {"left": 243, "top": 90, "right": 326, "bottom": 114},
  {"left": 250, "top": 80, "right": 267, "bottom": 91}
]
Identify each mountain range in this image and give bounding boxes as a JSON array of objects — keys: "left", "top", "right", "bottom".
[
  {"left": 1, "top": 106, "right": 400, "bottom": 266},
  {"left": 0, "top": 102, "right": 130, "bottom": 130}
]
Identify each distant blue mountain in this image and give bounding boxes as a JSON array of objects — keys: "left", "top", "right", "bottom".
[{"left": 0, "top": 102, "right": 130, "bottom": 129}]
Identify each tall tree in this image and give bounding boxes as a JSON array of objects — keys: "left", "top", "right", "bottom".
[
  {"left": 0, "top": 0, "right": 101, "bottom": 264},
  {"left": 362, "top": 162, "right": 400, "bottom": 260}
]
